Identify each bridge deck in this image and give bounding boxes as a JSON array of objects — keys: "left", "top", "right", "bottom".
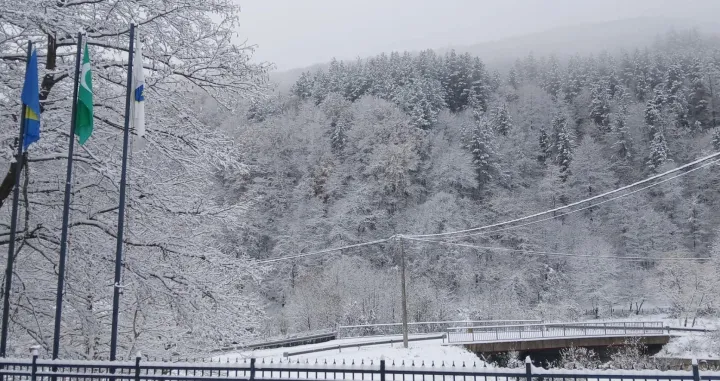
[
  {"left": 461, "top": 334, "right": 672, "bottom": 353},
  {"left": 446, "top": 321, "right": 671, "bottom": 353}
]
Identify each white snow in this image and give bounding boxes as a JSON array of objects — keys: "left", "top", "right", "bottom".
[
  {"left": 584, "top": 314, "right": 720, "bottom": 360},
  {"left": 213, "top": 335, "right": 483, "bottom": 367}
]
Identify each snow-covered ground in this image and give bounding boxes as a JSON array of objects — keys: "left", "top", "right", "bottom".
[
  {"left": 657, "top": 332, "right": 720, "bottom": 360},
  {"left": 585, "top": 315, "right": 720, "bottom": 360},
  {"left": 212, "top": 315, "right": 720, "bottom": 364},
  {"left": 213, "top": 335, "right": 484, "bottom": 366}
]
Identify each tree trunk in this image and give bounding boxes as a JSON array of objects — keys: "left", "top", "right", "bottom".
[{"left": 0, "top": 155, "right": 25, "bottom": 209}]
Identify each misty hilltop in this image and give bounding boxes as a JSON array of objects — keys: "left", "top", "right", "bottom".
[{"left": 271, "top": 17, "right": 720, "bottom": 91}]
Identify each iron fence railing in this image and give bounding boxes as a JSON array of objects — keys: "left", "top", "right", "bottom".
[
  {"left": 447, "top": 321, "right": 666, "bottom": 343},
  {"left": 1, "top": 355, "right": 719, "bottom": 381}
]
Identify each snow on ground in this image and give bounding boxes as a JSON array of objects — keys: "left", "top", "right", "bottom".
[
  {"left": 212, "top": 315, "right": 720, "bottom": 363},
  {"left": 586, "top": 314, "right": 720, "bottom": 360},
  {"left": 656, "top": 332, "right": 720, "bottom": 360},
  {"left": 213, "top": 335, "right": 484, "bottom": 366}
]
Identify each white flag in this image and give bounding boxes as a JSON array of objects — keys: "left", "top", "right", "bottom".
[{"left": 132, "top": 28, "right": 145, "bottom": 137}]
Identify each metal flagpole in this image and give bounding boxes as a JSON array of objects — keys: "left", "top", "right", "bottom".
[
  {"left": 0, "top": 41, "right": 33, "bottom": 357},
  {"left": 110, "top": 22, "right": 135, "bottom": 362},
  {"left": 52, "top": 32, "right": 84, "bottom": 360}
]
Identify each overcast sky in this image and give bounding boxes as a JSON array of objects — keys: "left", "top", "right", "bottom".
[{"left": 234, "top": 0, "right": 720, "bottom": 71}]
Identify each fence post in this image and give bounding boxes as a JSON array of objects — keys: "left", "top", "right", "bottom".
[
  {"left": 380, "top": 358, "right": 386, "bottom": 381},
  {"left": 692, "top": 359, "right": 700, "bottom": 381},
  {"left": 525, "top": 356, "right": 532, "bottom": 381},
  {"left": 250, "top": 358, "right": 256, "bottom": 380},
  {"left": 134, "top": 352, "right": 142, "bottom": 381},
  {"left": 30, "top": 347, "right": 38, "bottom": 381}
]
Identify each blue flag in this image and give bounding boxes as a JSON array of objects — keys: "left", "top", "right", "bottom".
[{"left": 21, "top": 48, "right": 41, "bottom": 151}]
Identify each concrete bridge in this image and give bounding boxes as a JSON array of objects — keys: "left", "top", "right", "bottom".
[{"left": 447, "top": 321, "right": 672, "bottom": 354}]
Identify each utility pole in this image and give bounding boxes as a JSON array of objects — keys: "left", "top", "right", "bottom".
[{"left": 398, "top": 236, "right": 409, "bottom": 348}]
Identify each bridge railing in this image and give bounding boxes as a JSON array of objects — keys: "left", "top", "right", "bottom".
[
  {"left": 338, "top": 320, "right": 542, "bottom": 338},
  {"left": 446, "top": 321, "right": 666, "bottom": 343}
]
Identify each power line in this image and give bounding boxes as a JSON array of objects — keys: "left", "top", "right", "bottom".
[
  {"left": 408, "top": 151, "right": 720, "bottom": 239},
  {"left": 256, "top": 238, "right": 391, "bottom": 264},
  {"left": 257, "top": 153, "right": 720, "bottom": 265},
  {"left": 444, "top": 158, "right": 720, "bottom": 240},
  {"left": 402, "top": 236, "right": 710, "bottom": 262}
]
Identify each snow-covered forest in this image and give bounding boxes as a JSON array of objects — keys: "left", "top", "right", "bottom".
[
  {"left": 2, "top": 0, "right": 720, "bottom": 362},
  {"left": 0, "top": 0, "right": 270, "bottom": 359},
  {"left": 236, "top": 30, "right": 720, "bottom": 337}
]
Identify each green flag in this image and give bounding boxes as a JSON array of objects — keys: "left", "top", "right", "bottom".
[{"left": 75, "top": 42, "right": 93, "bottom": 145}]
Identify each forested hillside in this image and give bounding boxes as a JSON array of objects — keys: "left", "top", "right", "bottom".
[{"left": 230, "top": 29, "right": 720, "bottom": 336}]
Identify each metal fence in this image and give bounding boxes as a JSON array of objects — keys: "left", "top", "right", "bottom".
[
  {"left": 338, "top": 321, "right": 542, "bottom": 338},
  {"left": 2, "top": 355, "right": 720, "bottom": 381},
  {"left": 447, "top": 321, "right": 666, "bottom": 343}
]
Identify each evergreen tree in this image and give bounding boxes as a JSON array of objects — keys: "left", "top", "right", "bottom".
[
  {"left": 320, "top": 93, "right": 353, "bottom": 153},
  {"left": 441, "top": 50, "right": 472, "bottom": 112},
  {"left": 644, "top": 89, "right": 664, "bottom": 138},
  {"left": 466, "top": 112, "right": 497, "bottom": 185},
  {"left": 688, "top": 58, "right": 710, "bottom": 129},
  {"left": 665, "top": 62, "right": 684, "bottom": 105},
  {"left": 607, "top": 68, "right": 620, "bottom": 98},
  {"left": 394, "top": 76, "right": 445, "bottom": 129},
  {"left": 564, "top": 55, "right": 584, "bottom": 102},
  {"left": 489, "top": 70, "right": 502, "bottom": 93},
  {"left": 713, "top": 127, "right": 720, "bottom": 151},
  {"left": 493, "top": 103, "right": 513, "bottom": 136},
  {"left": 669, "top": 91, "right": 691, "bottom": 131},
  {"left": 469, "top": 57, "right": 490, "bottom": 111},
  {"left": 326, "top": 58, "right": 348, "bottom": 95},
  {"left": 291, "top": 71, "right": 314, "bottom": 99},
  {"left": 346, "top": 59, "right": 371, "bottom": 101},
  {"left": 369, "top": 53, "right": 395, "bottom": 99},
  {"left": 543, "top": 56, "right": 563, "bottom": 100},
  {"left": 589, "top": 82, "right": 611, "bottom": 131},
  {"left": 524, "top": 52, "right": 539, "bottom": 81},
  {"left": 508, "top": 67, "right": 519, "bottom": 90},
  {"left": 647, "top": 131, "right": 669, "bottom": 172},
  {"left": 538, "top": 127, "right": 551, "bottom": 164},
  {"left": 611, "top": 88, "right": 634, "bottom": 160},
  {"left": 553, "top": 113, "right": 574, "bottom": 182},
  {"left": 311, "top": 70, "right": 330, "bottom": 105},
  {"left": 619, "top": 50, "right": 634, "bottom": 87},
  {"left": 632, "top": 49, "right": 651, "bottom": 101}
]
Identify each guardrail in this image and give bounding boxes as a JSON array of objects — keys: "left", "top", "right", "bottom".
[
  {"left": 447, "top": 321, "right": 667, "bottom": 343},
  {"left": 210, "top": 331, "right": 337, "bottom": 353},
  {"left": 282, "top": 334, "right": 446, "bottom": 357},
  {"left": 338, "top": 320, "right": 542, "bottom": 338},
  {"left": 1, "top": 354, "right": 719, "bottom": 381}
]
